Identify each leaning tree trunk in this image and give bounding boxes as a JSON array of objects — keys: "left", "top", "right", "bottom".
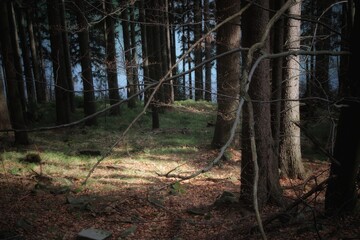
[
  {"left": 240, "top": 0, "right": 283, "bottom": 209},
  {"left": 325, "top": 0, "right": 360, "bottom": 216},
  {"left": 279, "top": 0, "right": 305, "bottom": 179},
  {"left": 0, "top": 2, "right": 29, "bottom": 144},
  {"left": 211, "top": 0, "right": 240, "bottom": 149}
]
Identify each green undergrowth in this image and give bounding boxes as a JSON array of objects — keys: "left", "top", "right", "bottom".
[{"left": 0, "top": 100, "right": 217, "bottom": 191}]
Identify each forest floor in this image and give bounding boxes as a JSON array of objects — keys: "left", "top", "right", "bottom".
[{"left": 0, "top": 101, "right": 359, "bottom": 240}]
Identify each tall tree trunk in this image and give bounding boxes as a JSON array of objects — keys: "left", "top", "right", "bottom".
[
  {"left": 325, "top": 0, "right": 360, "bottom": 216},
  {"left": 104, "top": 0, "right": 121, "bottom": 115},
  {"left": 194, "top": 0, "right": 203, "bottom": 100},
  {"left": 130, "top": 5, "right": 140, "bottom": 103},
  {"left": 270, "top": 0, "right": 284, "bottom": 165},
  {"left": 204, "top": 0, "right": 212, "bottom": 102},
  {"left": 139, "top": 0, "right": 149, "bottom": 103},
  {"left": 169, "top": 0, "right": 178, "bottom": 101},
  {"left": 240, "top": 0, "right": 283, "bottom": 208},
  {"left": 314, "top": 0, "right": 331, "bottom": 99},
  {"left": 187, "top": 26, "right": 193, "bottom": 100},
  {"left": 27, "top": 5, "right": 47, "bottom": 103},
  {"left": 59, "top": 0, "right": 75, "bottom": 112},
  {"left": 75, "top": 0, "right": 97, "bottom": 126},
  {"left": 279, "top": 0, "right": 305, "bottom": 179},
  {"left": 164, "top": 0, "right": 174, "bottom": 104},
  {"left": 145, "top": 0, "right": 160, "bottom": 129},
  {"left": 181, "top": 16, "right": 186, "bottom": 99},
  {"left": 121, "top": 7, "right": 136, "bottom": 108},
  {"left": 211, "top": 0, "right": 240, "bottom": 149},
  {"left": 17, "top": 7, "right": 36, "bottom": 106},
  {"left": 8, "top": 2, "right": 27, "bottom": 116},
  {"left": 0, "top": 2, "right": 29, "bottom": 144},
  {"left": 47, "top": 0, "right": 71, "bottom": 124}
]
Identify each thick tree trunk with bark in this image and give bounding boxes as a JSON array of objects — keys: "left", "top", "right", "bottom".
[
  {"left": 240, "top": 0, "right": 283, "bottom": 208},
  {"left": 0, "top": 2, "right": 29, "bottom": 144},
  {"left": 325, "top": 1, "right": 360, "bottom": 216},
  {"left": 279, "top": 0, "right": 305, "bottom": 179},
  {"left": 211, "top": 0, "right": 240, "bottom": 149}
]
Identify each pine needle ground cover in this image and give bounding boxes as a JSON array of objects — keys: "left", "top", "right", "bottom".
[{"left": 0, "top": 101, "right": 358, "bottom": 239}]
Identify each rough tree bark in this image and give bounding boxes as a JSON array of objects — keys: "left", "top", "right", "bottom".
[
  {"left": 270, "top": 0, "right": 285, "bottom": 165},
  {"left": 240, "top": 0, "right": 283, "bottom": 208},
  {"left": 279, "top": 0, "right": 305, "bottom": 179},
  {"left": 211, "top": 0, "right": 241, "bottom": 149}
]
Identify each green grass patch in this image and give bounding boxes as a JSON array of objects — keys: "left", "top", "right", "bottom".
[{"left": 1, "top": 100, "right": 219, "bottom": 191}]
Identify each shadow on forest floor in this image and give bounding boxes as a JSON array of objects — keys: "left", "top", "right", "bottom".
[{"left": 1, "top": 102, "right": 359, "bottom": 239}]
